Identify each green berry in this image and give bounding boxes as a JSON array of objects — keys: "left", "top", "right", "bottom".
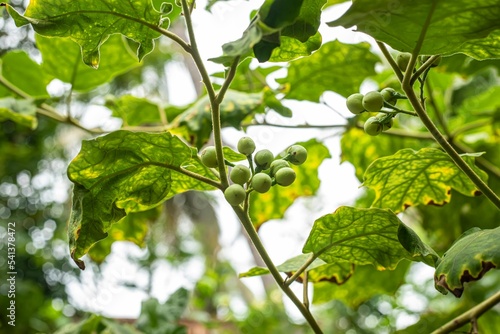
[
  {"left": 364, "top": 117, "right": 383, "bottom": 136},
  {"left": 396, "top": 52, "right": 411, "bottom": 72},
  {"left": 362, "top": 91, "right": 384, "bottom": 113},
  {"left": 254, "top": 149, "right": 274, "bottom": 170},
  {"left": 275, "top": 167, "right": 296, "bottom": 186},
  {"left": 252, "top": 173, "right": 272, "bottom": 193},
  {"left": 200, "top": 146, "right": 218, "bottom": 168},
  {"left": 237, "top": 137, "right": 256, "bottom": 156},
  {"left": 286, "top": 145, "right": 308, "bottom": 165},
  {"left": 346, "top": 93, "right": 365, "bottom": 114},
  {"left": 224, "top": 184, "right": 246, "bottom": 206},
  {"left": 270, "top": 159, "right": 290, "bottom": 176},
  {"left": 230, "top": 165, "right": 251, "bottom": 185},
  {"left": 380, "top": 88, "right": 398, "bottom": 106}
]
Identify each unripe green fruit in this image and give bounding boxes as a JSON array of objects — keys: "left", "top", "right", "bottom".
[
  {"left": 201, "top": 146, "right": 218, "bottom": 168},
  {"left": 396, "top": 52, "right": 411, "bottom": 72},
  {"left": 254, "top": 149, "right": 274, "bottom": 170},
  {"left": 252, "top": 173, "right": 272, "bottom": 193},
  {"left": 270, "top": 159, "right": 289, "bottom": 176},
  {"left": 230, "top": 165, "right": 251, "bottom": 185},
  {"left": 380, "top": 88, "right": 398, "bottom": 106},
  {"left": 275, "top": 167, "right": 296, "bottom": 186},
  {"left": 364, "top": 117, "right": 383, "bottom": 136},
  {"left": 224, "top": 184, "right": 246, "bottom": 206},
  {"left": 346, "top": 93, "right": 365, "bottom": 114},
  {"left": 286, "top": 145, "right": 308, "bottom": 165},
  {"left": 237, "top": 137, "right": 256, "bottom": 156},
  {"left": 362, "top": 91, "right": 384, "bottom": 113}
]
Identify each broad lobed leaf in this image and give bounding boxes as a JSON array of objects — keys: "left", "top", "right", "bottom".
[
  {"left": 328, "top": 0, "right": 500, "bottom": 60},
  {"left": 302, "top": 206, "right": 438, "bottom": 270},
  {"left": 363, "top": 148, "right": 488, "bottom": 213},
  {"left": 4, "top": 0, "right": 179, "bottom": 68},
  {"left": 67, "top": 130, "right": 217, "bottom": 269},
  {"left": 434, "top": 227, "right": 500, "bottom": 297}
]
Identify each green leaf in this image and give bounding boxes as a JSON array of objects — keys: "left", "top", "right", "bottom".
[
  {"left": 137, "top": 288, "right": 189, "bottom": 333},
  {"left": 328, "top": 0, "right": 500, "bottom": 60},
  {"left": 340, "top": 127, "right": 428, "bottom": 182},
  {"left": 249, "top": 139, "right": 330, "bottom": 229},
  {"left": 262, "top": 87, "right": 292, "bottom": 117},
  {"left": 363, "top": 148, "right": 488, "bottom": 213},
  {"left": 0, "top": 98, "right": 38, "bottom": 129},
  {"left": 0, "top": 51, "right": 51, "bottom": 99},
  {"left": 268, "top": 32, "right": 322, "bottom": 63},
  {"left": 223, "top": 147, "right": 247, "bottom": 162},
  {"left": 37, "top": 34, "right": 140, "bottom": 92},
  {"left": 277, "top": 40, "right": 379, "bottom": 101},
  {"left": 170, "top": 90, "right": 264, "bottom": 148},
  {"left": 313, "top": 262, "right": 410, "bottom": 307},
  {"left": 87, "top": 208, "right": 159, "bottom": 264},
  {"left": 240, "top": 254, "right": 354, "bottom": 284},
  {"left": 4, "top": 0, "right": 178, "bottom": 68},
  {"left": 302, "top": 206, "right": 431, "bottom": 270},
  {"left": 67, "top": 130, "right": 217, "bottom": 269},
  {"left": 210, "top": 0, "right": 324, "bottom": 64},
  {"left": 434, "top": 227, "right": 500, "bottom": 297},
  {"left": 105, "top": 95, "right": 164, "bottom": 127}
]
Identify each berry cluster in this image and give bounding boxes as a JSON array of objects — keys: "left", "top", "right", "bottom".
[
  {"left": 200, "top": 137, "right": 308, "bottom": 206},
  {"left": 346, "top": 87, "right": 405, "bottom": 137}
]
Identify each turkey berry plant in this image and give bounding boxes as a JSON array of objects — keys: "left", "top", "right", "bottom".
[{"left": 2, "top": 0, "right": 500, "bottom": 333}]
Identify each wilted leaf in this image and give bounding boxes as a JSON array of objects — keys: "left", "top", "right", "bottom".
[
  {"left": 87, "top": 208, "right": 160, "bottom": 264},
  {"left": 328, "top": 0, "right": 500, "bottom": 60},
  {"left": 277, "top": 40, "right": 379, "bottom": 101},
  {"left": 363, "top": 148, "right": 488, "bottom": 213},
  {"left": 4, "top": 0, "right": 179, "bottom": 67},
  {"left": 67, "top": 131, "right": 217, "bottom": 269},
  {"left": 434, "top": 227, "right": 500, "bottom": 297},
  {"left": 37, "top": 34, "right": 140, "bottom": 92},
  {"left": 249, "top": 139, "right": 330, "bottom": 229}
]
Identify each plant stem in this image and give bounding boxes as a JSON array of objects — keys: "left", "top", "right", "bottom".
[
  {"left": 180, "top": 0, "right": 230, "bottom": 188},
  {"left": 232, "top": 205, "right": 324, "bottom": 334},
  {"left": 402, "top": 87, "right": 500, "bottom": 209},
  {"left": 410, "top": 55, "right": 440, "bottom": 85},
  {"left": 431, "top": 290, "right": 500, "bottom": 334},
  {"left": 376, "top": 41, "right": 403, "bottom": 82},
  {"left": 285, "top": 253, "right": 316, "bottom": 286}
]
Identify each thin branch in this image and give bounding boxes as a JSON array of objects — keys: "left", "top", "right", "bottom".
[
  {"left": 411, "top": 55, "right": 441, "bottom": 86},
  {"left": 377, "top": 41, "right": 403, "bottom": 83},
  {"left": 180, "top": 0, "right": 229, "bottom": 188},
  {"left": 170, "top": 165, "right": 223, "bottom": 190},
  {"left": 216, "top": 56, "right": 240, "bottom": 104},
  {"left": 431, "top": 290, "right": 500, "bottom": 334},
  {"left": 402, "top": 84, "right": 500, "bottom": 209},
  {"left": 303, "top": 270, "right": 310, "bottom": 310},
  {"left": 232, "top": 205, "right": 323, "bottom": 334},
  {"left": 285, "top": 253, "right": 316, "bottom": 287}
]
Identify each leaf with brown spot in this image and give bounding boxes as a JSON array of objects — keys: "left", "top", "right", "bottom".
[
  {"left": 434, "top": 227, "right": 500, "bottom": 297},
  {"left": 363, "top": 148, "right": 488, "bottom": 213}
]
